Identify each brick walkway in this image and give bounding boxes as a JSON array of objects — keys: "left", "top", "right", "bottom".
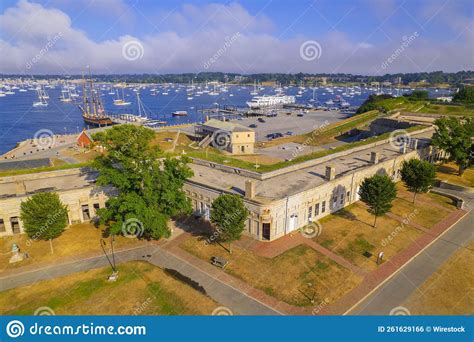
[{"left": 234, "top": 231, "right": 366, "bottom": 276}]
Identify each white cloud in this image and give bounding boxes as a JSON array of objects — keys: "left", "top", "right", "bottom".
[{"left": 0, "top": 0, "right": 472, "bottom": 75}]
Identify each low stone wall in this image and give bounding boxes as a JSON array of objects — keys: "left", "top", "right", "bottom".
[
  {"left": 430, "top": 188, "right": 465, "bottom": 209},
  {"left": 436, "top": 180, "right": 474, "bottom": 194}
]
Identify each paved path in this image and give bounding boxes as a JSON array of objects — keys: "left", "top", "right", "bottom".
[
  {"left": 0, "top": 244, "right": 280, "bottom": 316},
  {"left": 348, "top": 188, "right": 473, "bottom": 315}
]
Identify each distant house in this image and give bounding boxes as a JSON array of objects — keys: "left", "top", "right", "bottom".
[
  {"left": 436, "top": 96, "right": 453, "bottom": 103},
  {"left": 195, "top": 119, "right": 255, "bottom": 155},
  {"left": 77, "top": 130, "right": 93, "bottom": 148}
]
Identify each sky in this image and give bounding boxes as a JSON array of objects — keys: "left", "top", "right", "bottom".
[{"left": 0, "top": 0, "right": 473, "bottom": 75}]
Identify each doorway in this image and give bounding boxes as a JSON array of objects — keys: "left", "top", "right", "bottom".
[{"left": 262, "top": 223, "right": 270, "bottom": 240}]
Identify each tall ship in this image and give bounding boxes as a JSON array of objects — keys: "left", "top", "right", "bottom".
[
  {"left": 246, "top": 94, "right": 295, "bottom": 109},
  {"left": 79, "top": 73, "right": 114, "bottom": 127}
]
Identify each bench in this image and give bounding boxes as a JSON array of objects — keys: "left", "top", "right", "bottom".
[{"left": 210, "top": 256, "right": 228, "bottom": 268}]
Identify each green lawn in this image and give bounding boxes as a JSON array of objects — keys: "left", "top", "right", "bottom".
[{"left": 0, "top": 261, "right": 219, "bottom": 315}]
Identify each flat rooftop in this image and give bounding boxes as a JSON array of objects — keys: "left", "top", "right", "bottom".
[
  {"left": 0, "top": 171, "right": 97, "bottom": 199},
  {"left": 188, "top": 130, "right": 432, "bottom": 202}
]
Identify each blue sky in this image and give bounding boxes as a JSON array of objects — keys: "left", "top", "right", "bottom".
[{"left": 0, "top": 0, "right": 473, "bottom": 74}]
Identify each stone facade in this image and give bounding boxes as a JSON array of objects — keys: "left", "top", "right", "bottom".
[{"left": 0, "top": 137, "right": 446, "bottom": 242}]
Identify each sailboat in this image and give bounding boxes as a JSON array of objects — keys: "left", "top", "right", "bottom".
[
  {"left": 113, "top": 87, "right": 131, "bottom": 106},
  {"left": 60, "top": 87, "right": 72, "bottom": 102},
  {"left": 250, "top": 81, "right": 258, "bottom": 96},
  {"left": 33, "top": 88, "right": 48, "bottom": 107},
  {"left": 309, "top": 87, "right": 318, "bottom": 102},
  {"left": 79, "top": 72, "right": 113, "bottom": 127}
]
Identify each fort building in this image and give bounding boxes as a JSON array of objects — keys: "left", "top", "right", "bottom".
[{"left": 0, "top": 129, "right": 446, "bottom": 241}]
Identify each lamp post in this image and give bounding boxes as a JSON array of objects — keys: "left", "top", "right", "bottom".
[{"left": 100, "top": 235, "right": 118, "bottom": 281}]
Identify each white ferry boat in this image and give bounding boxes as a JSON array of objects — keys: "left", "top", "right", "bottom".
[{"left": 246, "top": 95, "right": 295, "bottom": 109}]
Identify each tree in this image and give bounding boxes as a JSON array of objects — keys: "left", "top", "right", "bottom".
[
  {"left": 210, "top": 194, "right": 249, "bottom": 253},
  {"left": 93, "top": 124, "right": 193, "bottom": 239},
  {"left": 20, "top": 192, "right": 68, "bottom": 254},
  {"left": 400, "top": 159, "right": 436, "bottom": 203},
  {"left": 453, "top": 87, "right": 474, "bottom": 103},
  {"left": 431, "top": 117, "right": 474, "bottom": 175},
  {"left": 406, "top": 90, "right": 429, "bottom": 100},
  {"left": 358, "top": 174, "right": 397, "bottom": 228}
]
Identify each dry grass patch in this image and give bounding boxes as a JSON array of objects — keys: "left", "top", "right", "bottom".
[
  {"left": 390, "top": 197, "right": 453, "bottom": 229},
  {"left": 395, "top": 183, "right": 457, "bottom": 210},
  {"left": 151, "top": 131, "right": 194, "bottom": 151},
  {"left": 314, "top": 203, "right": 423, "bottom": 272},
  {"left": 402, "top": 241, "right": 474, "bottom": 315},
  {"left": 60, "top": 148, "right": 100, "bottom": 163},
  {"left": 0, "top": 223, "right": 147, "bottom": 273},
  {"left": 0, "top": 261, "right": 219, "bottom": 315},
  {"left": 180, "top": 236, "right": 361, "bottom": 307},
  {"left": 231, "top": 154, "right": 283, "bottom": 165},
  {"left": 436, "top": 163, "right": 474, "bottom": 188}
]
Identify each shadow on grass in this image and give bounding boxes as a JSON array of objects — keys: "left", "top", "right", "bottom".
[{"left": 164, "top": 268, "right": 207, "bottom": 295}]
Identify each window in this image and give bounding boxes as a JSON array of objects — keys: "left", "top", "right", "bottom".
[
  {"left": 81, "top": 205, "right": 90, "bottom": 221},
  {"left": 10, "top": 217, "right": 20, "bottom": 234},
  {"left": 321, "top": 201, "right": 326, "bottom": 213},
  {"left": 346, "top": 191, "right": 350, "bottom": 202},
  {"left": 247, "top": 134, "right": 250, "bottom": 137},
  {"left": 333, "top": 196, "right": 337, "bottom": 205},
  {"left": 0, "top": 218, "right": 5, "bottom": 232},
  {"left": 340, "top": 193, "right": 344, "bottom": 205},
  {"left": 315, "top": 203, "right": 320, "bottom": 216},
  {"left": 308, "top": 206, "right": 313, "bottom": 222}
]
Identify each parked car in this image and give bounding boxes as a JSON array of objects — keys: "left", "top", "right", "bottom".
[
  {"left": 297, "top": 113, "right": 304, "bottom": 117},
  {"left": 286, "top": 131, "right": 294, "bottom": 136},
  {"left": 258, "top": 118, "right": 266, "bottom": 123},
  {"left": 249, "top": 124, "right": 257, "bottom": 128}
]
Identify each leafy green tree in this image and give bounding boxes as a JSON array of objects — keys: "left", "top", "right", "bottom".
[
  {"left": 406, "top": 90, "right": 429, "bottom": 100},
  {"left": 453, "top": 87, "right": 474, "bottom": 103},
  {"left": 93, "top": 124, "right": 193, "bottom": 239},
  {"left": 358, "top": 175, "right": 397, "bottom": 228},
  {"left": 431, "top": 117, "right": 474, "bottom": 175},
  {"left": 400, "top": 159, "right": 436, "bottom": 203},
  {"left": 210, "top": 194, "right": 249, "bottom": 253},
  {"left": 20, "top": 192, "right": 68, "bottom": 253}
]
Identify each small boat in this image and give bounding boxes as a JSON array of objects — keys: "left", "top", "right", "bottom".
[
  {"left": 172, "top": 110, "right": 188, "bottom": 117},
  {"left": 113, "top": 87, "right": 131, "bottom": 106},
  {"left": 33, "top": 89, "right": 48, "bottom": 107}
]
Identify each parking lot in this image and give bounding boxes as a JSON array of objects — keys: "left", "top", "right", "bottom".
[{"left": 233, "top": 109, "right": 349, "bottom": 141}]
